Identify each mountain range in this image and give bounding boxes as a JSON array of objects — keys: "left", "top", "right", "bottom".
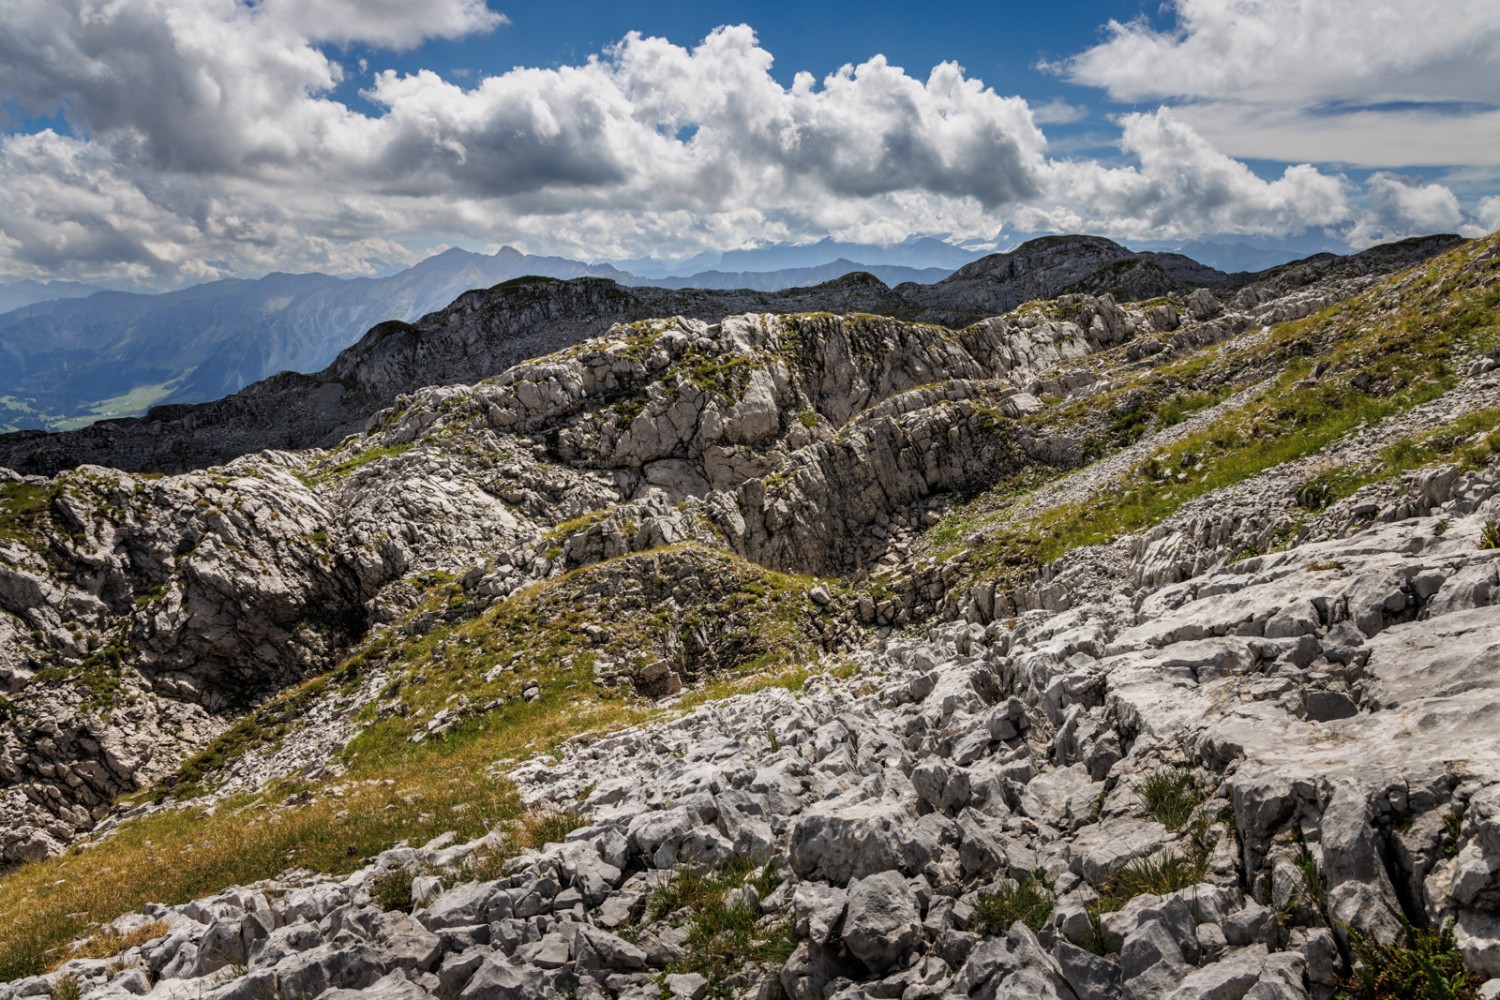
[
  {"left": 0, "top": 248, "right": 950, "bottom": 433},
  {"left": 0, "top": 232, "right": 1462, "bottom": 477},
  {"left": 0, "top": 233, "right": 1361, "bottom": 436}
]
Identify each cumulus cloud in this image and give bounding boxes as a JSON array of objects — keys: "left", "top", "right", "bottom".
[
  {"left": 1033, "top": 110, "right": 1350, "bottom": 240},
  {"left": 1346, "top": 172, "right": 1466, "bottom": 248},
  {"left": 1053, "top": 0, "right": 1500, "bottom": 171},
  {"left": 0, "top": 5, "right": 1483, "bottom": 286},
  {"left": 1057, "top": 0, "right": 1500, "bottom": 105},
  {"left": 1478, "top": 196, "right": 1500, "bottom": 235},
  {"left": 260, "top": 0, "right": 507, "bottom": 49}
]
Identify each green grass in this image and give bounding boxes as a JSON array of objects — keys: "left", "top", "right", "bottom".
[
  {"left": 1136, "top": 768, "right": 1204, "bottom": 832},
  {"left": 512, "top": 809, "right": 585, "bottom": 850},
  {"left": 52, "top": 379, "right": 185, "bottom": 431},
  {"left": 1292, "top": 407, "right": 1500, "bottom": 514},
  {"left": 0, "top": 481, "right": 56, "bottom": 552},
  {"left": 1108, "top": 850, "right": 1208, "bottom": 899},
  {"left": 297, "top": 442, "right": 413, "bottom": 486},
  {"left": 370, "top": 868, "right": 415, "bottom": 913},
  {"left": 972, "top": 870, "right": 1054, "bottom": 935}
]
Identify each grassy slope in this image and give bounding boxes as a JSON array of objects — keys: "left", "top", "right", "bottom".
[
  {"left": 924, "top": 234, "right": 1500, "bottom": 585},
  {"left": 0, "top": 545, "right": 841, "bottom": 979}
]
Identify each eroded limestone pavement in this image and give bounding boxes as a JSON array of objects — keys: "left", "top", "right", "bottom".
[
  {"left": 2, "top": 236, "right": 1499, "bottom": 998},
  {"left": 9, "top": 461, "right": 1499, "bottom": 1000}
]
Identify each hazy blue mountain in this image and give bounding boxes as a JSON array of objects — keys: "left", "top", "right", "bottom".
[
  {"left": 643, "top": 260, "right": 953, "bottom": 291},
  {"left": 0, "top": 247, "right": 631, "bottom": 431},
  {"left": 1123, "top": 235, "right": 1348, "bottom": 273},
  {"left": 0, "top": 279, "right": 109, "bottom": 313},
  {"left": 613, "top": 236, "right": 981, "bottom": 278}
]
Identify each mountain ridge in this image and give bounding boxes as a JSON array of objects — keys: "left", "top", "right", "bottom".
[{"left": 0, "top": 234, "right": 1463, "bottom": 477}]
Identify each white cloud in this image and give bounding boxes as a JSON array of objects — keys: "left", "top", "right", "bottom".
[
  {"left": 1052, "top": 0, "right": 1500, "bottom": 172},
  {"left": 1166, "top": 104, "right": 1500, "bottom": 170},
  {"left": 0, "top": 8, "right": 1484, "bottom": 286},
  {"left": 1478, "top": 196, "right": 1500, "bottom": 235},
  {"left": 1346, "top": 172, "right": 1466, "bottom": 248},
  {"left": 1033, "top": 109, "right": 1350, "bottom": 240},
  {"left": 1030, "top": 99, "right": 1088, "bottom": 125},
  {"left": 260, "top": 0, "right": 506, "bottom": 50},
  {"left": 1057, "top": 0, "right": 1500, "bottom": 105}
]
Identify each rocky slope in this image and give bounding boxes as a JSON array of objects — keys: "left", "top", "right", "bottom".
[
  {"left": 0, "top": 232, "right": 1497, "bottom": 1000},
  {"left": 0, "top": 235, "right": 1459, "bottom": 478}
]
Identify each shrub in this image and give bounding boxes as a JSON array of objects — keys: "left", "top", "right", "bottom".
[
  {"left": 48, "top": 974, "right": 81, "bottom": 1000},
  {"left": 1107, "top": 851, "right": 1208, "bottom": 901},
  {"left": 1336, "top": 919, "right": 1481, "bottom": 999},
  {"left": 1479, "top": 519, "right": 1500, "bottom": 551},
  {"left": 1296, "top": 476, "right": 1336, "bottom": 511}
]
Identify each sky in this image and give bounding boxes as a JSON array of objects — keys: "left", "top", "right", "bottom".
[{"left": 1, "top": 0, "right": 1498, "bottom": 288}]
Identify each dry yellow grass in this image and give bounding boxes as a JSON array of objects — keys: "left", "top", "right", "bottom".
[
  {"left": 55, "top": 921, "right": 170, "bottom": 970},
  {"left": 0, "top": 627, "right": 834, "bottom": 980}
]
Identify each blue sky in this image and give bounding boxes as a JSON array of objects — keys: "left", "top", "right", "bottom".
[{"left": 1, "top": 0, "right": 1497, "bottom": 288}]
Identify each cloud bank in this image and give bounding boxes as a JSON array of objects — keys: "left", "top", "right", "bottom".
[
  {"left": 1056, "top": 0, "right": 1500, "bottom": 169},
  {"left": 0, "top": 1, "right": 1493, "bottom": 285}
]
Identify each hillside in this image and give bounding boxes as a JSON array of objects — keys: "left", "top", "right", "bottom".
[{"left": 0, "top": 233, "right": 1497, "bottom": 1000}]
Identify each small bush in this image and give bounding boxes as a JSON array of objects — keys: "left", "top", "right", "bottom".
[
  {"left": 1443, "top": 809, "right": 1465, "bottom": 859},
  {"left": 1479, "top": 519, "right": 1500, "bottom": 551},
  {"left": 370, "top": 868, "right": 415, "bottom": 913},
  {"left": 973, "top": 870, "right": 1054, "bottom": 935},
  {"left": 1136, "top": 768, "right": 1204, "bottom": 831},
  {"left": 1336, "top": 919, "right": 1482, "bottom": 1000},
  {"left": 1292, "top": 849, "right": 1327, "bottom": 915},
  {"left": 645, "top": 859, "right": 792, "bottom": 999}
]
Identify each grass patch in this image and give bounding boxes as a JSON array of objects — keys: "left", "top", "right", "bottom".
[
  {"left": 48, "top": 973, "right": 81, "bottom": 1000},
  {"left": 0, "top": 481, "right": 57, "bottom": 552},
  {"left": 58, "top": 921, "right": 170, "bottom": 966},
  {"left": 649, "top": 858, "right": 794, "bottom": 999},
  {"left": 370, "top": 868, "right": 416, "bottom": 913},
  {"left": 0, "top": 735, "right": 521, "bottom": 980},
  {"left": 1107, "top": 850, "right": 1209, "bottom": 900},
  {"left": 511, "top": 808, "right": 585, "bottom": 851},
  {"left": 973, "top": 869, "right": 1054, "bottom": 935},
  {"left": 1136, "top": 768, "right": 1204, "bottom": 832},
  {"left": 298, "top": 442, "right": 413, "bottom": 487}
]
